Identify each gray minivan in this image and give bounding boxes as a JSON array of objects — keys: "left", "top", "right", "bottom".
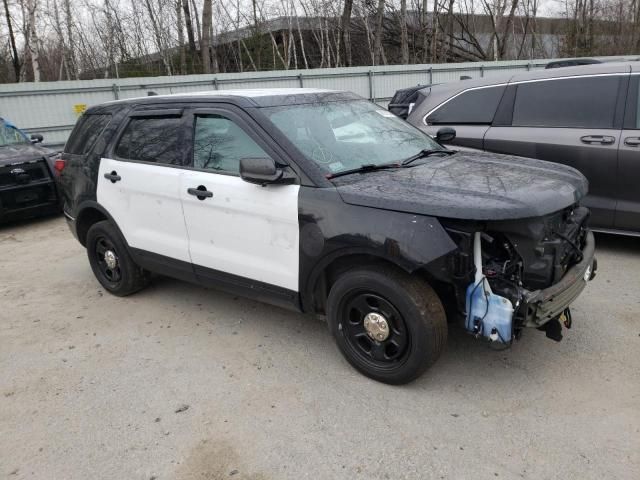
[{"left": 402, "top": 62, "right": 640, "bottom": 235}]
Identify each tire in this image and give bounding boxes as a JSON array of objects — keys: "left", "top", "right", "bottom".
[
  {"left": 86, "top": 220, "right": 150, "bottom": 296},
  {"left": 327, "top": 266, "right": 447, "bottom": 385}
]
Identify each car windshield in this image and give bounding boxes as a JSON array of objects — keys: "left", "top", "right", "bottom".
[
  {"left": 262, "top": 100, "right": 443, "bottom": 175},
  {"left": 0, "top": 121, "right": 29, "bottom": 146}
]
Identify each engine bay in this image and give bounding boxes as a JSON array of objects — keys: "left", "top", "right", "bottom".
[{"left": 436, "top": 205, "right": 592, "bottom": 342}]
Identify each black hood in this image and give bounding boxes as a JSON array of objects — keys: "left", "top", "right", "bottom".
[
  {"left": 333, "top": 151, "right": 588, "bottom": 220},
  {"left": 0, "top": 143, "right": 54, "bottom": 166}
]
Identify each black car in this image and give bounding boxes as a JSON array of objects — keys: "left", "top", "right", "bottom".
[
  {"left": 397, "top": 62, "right": 640, "bottom": 236},
  {"left": 0, "top": 118, "right": 61, "bottom": 223},
  {"left": 56, "top": 89, "right": 596, "bottom": 384}
]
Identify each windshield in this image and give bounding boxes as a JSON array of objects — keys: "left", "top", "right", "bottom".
[
  {"left": 0, "top": 121, "right": 29, "bottom": 146},
  {"left": 262, "top": 100, "right": 443, "bottom": 175}
]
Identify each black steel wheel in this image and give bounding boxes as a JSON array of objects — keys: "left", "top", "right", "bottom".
[
  {"left": 86, "top": 220, "right": 150, "bottom": 296},
  {"left": 327, "top": 265, "right": 447, "bottom": 385},
  {"left": 94, "top": 236, "right": 122, "bottom": 283},
  {"left": 341, "top": 292, "right": 411, "bottom": 370}
]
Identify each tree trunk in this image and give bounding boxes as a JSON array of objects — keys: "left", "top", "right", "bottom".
[
  {"left": 236, "top": 0, "right": 243, "bottom": 71},
  {"left": 252, "top": 0, "right": 261, "bottom": 69},
  {"left": 201, "top": 0, "right": 212, "bottom": 73},
  {"left": 421, "top": 0, "right": 429, "bottom": 62},
  {"left": 63, "top": 0, "right": 77, "bottom": 79},
  {"left": 3, "top": 0, "right": 21, "bottom": 81},
  {"left": 52, "top": 0, "right": 69, "bottom": 80},
  {"left": 498, "top": 0, "right": 520, "bottom": 60},
  {"left": 294, "top": 5, "right": 308, "bottom": 69},
  {"left": 445, "top": 0, "right": 454, "bottom": 61},
  {"left": 373, "top": 0, "right": 385, "bottom": 66},
  {"left": 431, "top": 0, "right": 440, "bottom": 63},
  {"left": 177, "top": 1, "right": 186, "bottom": 74},
  {"left": 400, "top": 0, "right": 409, "bottom": 64},
  {"left": 26, "top": 0, "right": 41, "bottom": 82},
  {"left": 144, "top": 0, "right": 171, "bottom": 75},
  {"left": 182, "top": 0, "right": 197, "bottom": 72},
  {"left": 191, "top": 0, "right": 201, "bottom": 45},
  {"left": 340, "top": 0, "right": 353, "bottom": 67}
]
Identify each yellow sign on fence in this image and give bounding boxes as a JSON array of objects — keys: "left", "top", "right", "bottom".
[{"left": 73, "top": 104, "right": 87, "bottom": 116}]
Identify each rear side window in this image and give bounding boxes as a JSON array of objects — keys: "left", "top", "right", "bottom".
[
  {"left": 512, "top": 76, "right": 621, "bottom": 128},
  {"left": 426, "top": 86, "right": 506, "bottom": 125},
  {"left": 65, "top": 114, "right": 112, "bottom": 154},
  {"left": 115, "top": 117, "right": 183, "bottom": 165}
]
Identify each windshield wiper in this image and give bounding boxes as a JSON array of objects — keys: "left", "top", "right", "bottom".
[
  {"left": 400, "top": 148, "right": 455, "bottom": 166},
  {"left": 326, "top": 162, "right": 400, "bottom": 180}
]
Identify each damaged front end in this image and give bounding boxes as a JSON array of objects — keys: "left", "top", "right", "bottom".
[{"left": 436, "top": 205, "right": 596, "bottom": 344}]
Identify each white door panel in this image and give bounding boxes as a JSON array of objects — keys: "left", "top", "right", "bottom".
[
  {"left": 181, "top": 171, "right": 299, "bottom": 291},
  {"left": 97, "top": 158, "right": 191, "bottom": 262}
]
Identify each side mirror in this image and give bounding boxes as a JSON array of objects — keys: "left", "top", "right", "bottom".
[
  {"left": 30, "top": 133, "right": 43, "bottom": 144},
  {"left": 436, "top": 127, "right": 456, "bottom": 144},
  {"left": 240, "top": 157, "right": 294, "bottom": 186}
]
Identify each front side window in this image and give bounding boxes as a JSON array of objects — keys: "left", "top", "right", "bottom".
[
  {"left": 115, "top": 117, "right": 183, "bottom": 165},
  {"left": 512, "top": 76, "right": 621, "bottom": 129},
  {"left": 65, "top": 114, "right": 112, "bottom": 154},
  {"left": 0, "top": 121, "right": 29, "bottom": 146},
  {"left": 263, "top": 100, "right": 443, "bottom": 175},
  {"left": 426, "top": 86, "right": 506, "bottom": 125},
  {"left": 193, "top": 115, "right": 268, "bottom": 174}
]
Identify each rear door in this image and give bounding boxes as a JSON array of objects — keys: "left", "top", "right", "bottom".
[
  {"left": 180, "top": 106, "right": 300, "bottom": 294},
  {"left": 97, "top": 109, "right": 192, "bottom": 267},
  {"left": 484, "top": 74, "right": 627, "bottom": 229},
  {"left": 615, "top": 73, "right": 640, "bottom": 231},
  {"left": 422, "top": 84, "right": 507, "bottom": 149}
]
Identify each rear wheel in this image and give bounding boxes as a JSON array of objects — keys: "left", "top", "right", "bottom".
[
  {"left": 86, "top": 220, "right": 150, "bottom": 296},
  {"left": 327, "top": 266, "right": 447, "bottom": 385}
]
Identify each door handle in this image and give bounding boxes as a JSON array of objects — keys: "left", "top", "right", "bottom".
[
  {"left": 187, "top": 186, "right": 213, "bottom": 200},
  {"left": 624, "top": 137, "right": 640, "bottom": 147},
  {"left": 580, "top": 135, "right": 615, "bottom": 145},
  {"left": 104, "top": 171, "right": 121, "bottom": 183}
]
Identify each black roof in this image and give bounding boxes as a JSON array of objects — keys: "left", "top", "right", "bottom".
[{"left": 86, "top": 88, "right": 362, "bottom": 114}]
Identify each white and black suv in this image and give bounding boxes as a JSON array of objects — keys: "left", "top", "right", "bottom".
[{"left": 57, "top": 88, "right": 596, "bottom": 384}]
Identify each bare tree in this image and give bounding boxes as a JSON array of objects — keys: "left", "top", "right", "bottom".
[
  {"left": 373, "top": 0, "right": 385, "bottom": 65},
  {"left": 201, "top": 0, "right": 212, "bottom": 73},
  {"left": 400, "top": 0, "right": 409, "bottom": 64},
  {"left": 3, "top": 0, "right": 21, "bottom": 80},
  {"left": 340, "top": 0, "right": 354, "bottom": 66},
  {"left": 24, "top": 0, "right": 41, "bottom": 81}
]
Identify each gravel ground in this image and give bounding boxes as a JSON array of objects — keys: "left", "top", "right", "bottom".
[{"left": 1, "top": 216, "right": 639, "bottom": 480}]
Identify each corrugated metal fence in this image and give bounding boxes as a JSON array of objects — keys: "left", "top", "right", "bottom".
[{"left": 0, "top": 55, "right": 635, "bottom": 146}]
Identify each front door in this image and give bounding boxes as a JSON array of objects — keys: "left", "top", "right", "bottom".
[
  {"left": 97, "top": 111, "right": 192, "bottom": 267},
  {"left": 180, "top": 107, "right": 300, "bottom": 295}
]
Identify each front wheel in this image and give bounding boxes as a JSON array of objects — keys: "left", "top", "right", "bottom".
[
  {"left": 327, "top": 266, "right": 447, "bottom": 385},
  {"left": 86, "top": 220, "right": 150, "bottom": 296}
]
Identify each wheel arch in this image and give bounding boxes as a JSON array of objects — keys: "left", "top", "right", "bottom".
[
  {"left": 303, "top": 249, "right": 420, "bottom": 316},
  {"left": 75, "top": 201, "right": 124, "bottom": 247}
]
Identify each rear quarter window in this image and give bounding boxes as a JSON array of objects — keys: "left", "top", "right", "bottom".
[
  {"left": 65, "top": 114, "right": 112, "bottom": 154},
  {"left": 114, "top": 117, "right": 184, "bottom": 165},
  {"left": 426, "top": 86, "right": 506, "bottom": 125}
]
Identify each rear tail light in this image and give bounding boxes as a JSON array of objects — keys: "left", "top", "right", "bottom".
[{"left": 53, "top": 156, "right": 65, "bottom": 175}]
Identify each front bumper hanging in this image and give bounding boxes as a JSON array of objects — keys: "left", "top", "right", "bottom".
[{"left": 522, "top": 230, "right": 596, "bottom": 328}]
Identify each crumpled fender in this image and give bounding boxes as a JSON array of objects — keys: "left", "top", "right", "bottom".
[{"left": 298, "top": 187, "right": 457, "bottom": 312}]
